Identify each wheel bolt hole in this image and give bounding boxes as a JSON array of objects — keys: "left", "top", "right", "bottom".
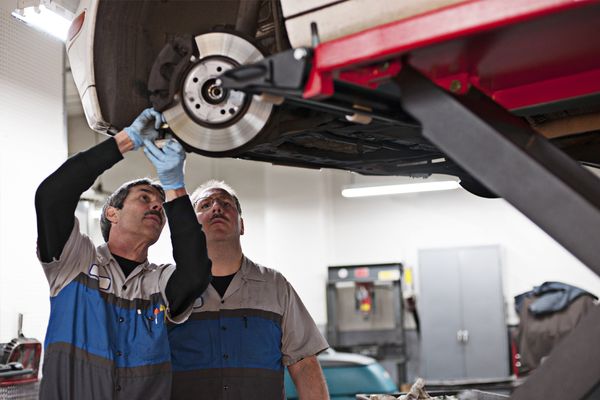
[
  {"left": 217, "top": 66, "right": 222, "bottom": 72},
  {"left": 193, "top": 77, "right": 199, "bottom": 83},
  {"left": 220, "top": 109, "right": 226, "bottom": 115},
  {"left": 195, "top": 104, "right": 201, "bottom": 109},
  {"left": 229, "top": 108, "right": 235, "bottom": 114}
]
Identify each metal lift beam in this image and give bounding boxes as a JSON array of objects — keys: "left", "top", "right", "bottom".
[
  {"left": 395, "top": 65, "right": 600, "bottom": 400},
  {"left": 396, "top": 66, "right": 600, "bottom": 277}
]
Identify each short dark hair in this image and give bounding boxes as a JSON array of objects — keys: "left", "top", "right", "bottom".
[
  {"left": 191, "top": 180, "right": 242, "bottom": 215},
  {"left": 100, "top": 178, "right": 165, "bottom": 242}
]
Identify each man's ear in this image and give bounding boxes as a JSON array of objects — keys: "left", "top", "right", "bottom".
[
  {"left": 240, "top": 217, "right": 245, "bottom": 236},
  {"left": 105, "top": 206, "right": 119, "bottom": 224}
]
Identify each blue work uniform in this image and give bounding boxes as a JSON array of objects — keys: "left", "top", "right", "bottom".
[
  {"left": 38, "top": 220, "right": 189, "bottom": 399},
  {"left": 169, "top": 256, "right": 329, "bottom": 400}
]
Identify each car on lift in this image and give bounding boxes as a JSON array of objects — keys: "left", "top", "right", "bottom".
[{"left": 66, "top": 0, "right": 600, "bottom": 198}]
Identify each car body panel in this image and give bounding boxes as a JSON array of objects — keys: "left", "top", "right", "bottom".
[
  {"left": 283, "top": 350, "right": 398, "bottom": 399},
  {"left": 66, "top": 0, "right": 107, "bottom": 132}
]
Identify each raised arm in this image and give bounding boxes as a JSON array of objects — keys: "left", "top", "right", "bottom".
[
  {"left": 35, "top": 137, "right": 124, "bottom": 262},
  {"left": 144, "top": 139, "right": 212, "bottom": 317},
  {"left": 35, "top": 108, "right": 161, "bottom": 262},
  {"left": 163, "top": 194, "right": 212, "bottom": 316}
]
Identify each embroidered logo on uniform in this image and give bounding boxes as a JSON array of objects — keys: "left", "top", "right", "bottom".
[
  {"left": 192, "top": 296, "right": 204, "bottom": 309},
  {"left": 89, "top": 264, "right": 111, "bottom": 290}
]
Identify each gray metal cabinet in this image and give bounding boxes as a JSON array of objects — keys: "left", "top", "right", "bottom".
[{"left": 418, "top": 246, "right": 508, "bottom": 380}]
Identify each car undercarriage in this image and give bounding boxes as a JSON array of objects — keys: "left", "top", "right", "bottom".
[{"left": 76, "top": 0, "right": 600, "bottom": 200}]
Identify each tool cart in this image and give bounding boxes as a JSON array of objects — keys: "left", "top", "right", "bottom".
[{"left": 0, "top": 315, "right": 42, "bottom": 400}]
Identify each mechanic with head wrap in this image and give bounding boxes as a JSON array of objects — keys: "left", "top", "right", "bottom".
[
  {"left": 168, "top": 179, "right": 329, "bottom": 400},
  {"left": 35, "top": 108, "right": 211, "bottom": 400}
]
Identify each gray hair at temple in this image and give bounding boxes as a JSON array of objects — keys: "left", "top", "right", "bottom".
[
  {"left": 100, "top": 178, "right": 165, "bottom": 242},
  {"left": 191, "top": 179, "right": 242, "bottom": 215}
]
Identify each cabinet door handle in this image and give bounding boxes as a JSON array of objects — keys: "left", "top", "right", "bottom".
[
  {"left": 457, "top": 330, "right": 464, "bottom": 342},
  {"left": 456, "top": 330, "right": 469, "bottom": 343}
]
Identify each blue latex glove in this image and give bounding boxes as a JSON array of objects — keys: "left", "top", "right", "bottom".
[
  {"left": 143, "top": 139, "right": 186, "bottom": 190},
  {"left": 124, "top": 108, "right": 163, "bottom": 150}
]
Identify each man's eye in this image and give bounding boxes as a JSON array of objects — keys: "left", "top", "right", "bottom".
[{"left": 199, "top": 202, "right": 210, "bottom": 209}]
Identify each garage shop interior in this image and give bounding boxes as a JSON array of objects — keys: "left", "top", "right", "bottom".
[{"left": 1, "top": 0, "right": 600, "bottom": 399}]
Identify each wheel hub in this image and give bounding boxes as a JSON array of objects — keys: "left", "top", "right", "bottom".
[
  {"left": 163, "top": 32, "right": 273, "bottom": 154},
  {"left": 182, "top": 58, "right": 246, "bottom": 125}
]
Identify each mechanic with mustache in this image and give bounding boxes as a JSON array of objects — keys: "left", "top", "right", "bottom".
[
  {"left": 35, "top": 108, "right": 211, "bottom": 400},
  {"left": 168, "top": 180, "right": 329, "bottom": 400}
]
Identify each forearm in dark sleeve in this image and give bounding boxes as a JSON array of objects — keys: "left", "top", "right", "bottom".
[
  {"left": 164, "top": 195, "right": 212, "bottom": 317},
  {"left": 35, "top": 138, "right": 123, "bottom": 262}
]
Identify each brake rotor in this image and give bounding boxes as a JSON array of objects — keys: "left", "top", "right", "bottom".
[{"left": 163, "top": 32, "right": 273, "bottom": 154}]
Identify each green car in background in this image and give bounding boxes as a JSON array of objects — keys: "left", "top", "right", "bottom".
[{"left": 284, "top": 349, "right": 397, "bottom": 400}]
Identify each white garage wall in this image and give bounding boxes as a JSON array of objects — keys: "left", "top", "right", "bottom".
[
  {"left": 0, "top": 0, "right": 66, "bottom": 342},
  {"left": 325, "top": 171, "right": 600, "bottom": 324},
  {"left": 262, "top": 165, "right": 330, "bottom": 325}
]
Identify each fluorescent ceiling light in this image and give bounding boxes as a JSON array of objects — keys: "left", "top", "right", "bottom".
[
  {"left": 12, "top": 2, "right": 73, "bottom": 41},
  {"left": 342, "top": 180, "right": 461, "bottom": 198}
]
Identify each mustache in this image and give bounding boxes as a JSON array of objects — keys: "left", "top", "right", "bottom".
[
  {"left": 210, "top": 213, "right": 228, "bottom": 222},
  {"left": 144, "top": 210, "right": 164, "bottom": 224}
]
